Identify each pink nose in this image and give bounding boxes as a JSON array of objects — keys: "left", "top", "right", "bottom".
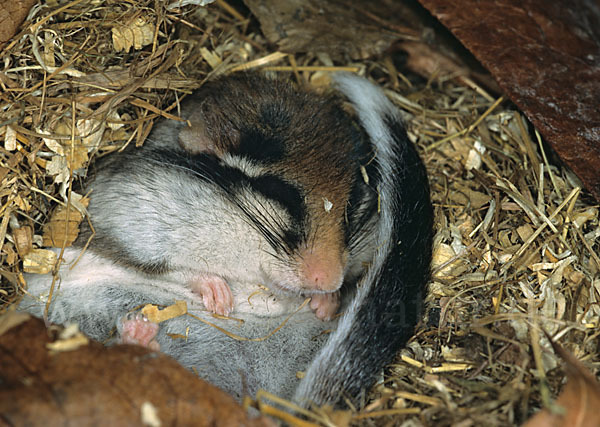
[{"left": 299, "top": 249, "right": 345, "bottom": 292}]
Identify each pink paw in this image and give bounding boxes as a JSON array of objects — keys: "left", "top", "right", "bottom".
[
  {"left": 190, "top": 274, "right": 234, "bottom": 316},
  {"left": 310, "top": 292, "right": 340, "bottom": 321},
  {"left": 119, "top": 313, "right": 160, "bottom": 351}
]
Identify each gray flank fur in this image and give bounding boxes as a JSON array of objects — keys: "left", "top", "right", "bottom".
[{"left": 19, "top": 248, "right": 332, "bottom": 401}]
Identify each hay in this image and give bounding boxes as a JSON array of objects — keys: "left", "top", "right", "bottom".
[{"left": 1, "top": 1, "right": 599, "bottom": 425}]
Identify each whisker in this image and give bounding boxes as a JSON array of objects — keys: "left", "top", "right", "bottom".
[{"left": 137, "top": 151, "right": 303, "bottom": 259}]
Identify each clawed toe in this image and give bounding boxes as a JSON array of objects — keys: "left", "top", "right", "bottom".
[
  {"left": 118, "top": 313, "right": 160, "bottom": 350},
  {"left": 190, "top": 274, "right": 234, "bottom": 316}
]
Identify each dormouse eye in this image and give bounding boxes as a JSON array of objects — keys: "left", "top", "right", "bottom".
[{"left": 250, "top": 174, "right": 305, "bottom": 230}]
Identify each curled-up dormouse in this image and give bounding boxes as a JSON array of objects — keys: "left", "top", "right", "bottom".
[{"left": 19, "top": 72, "right": 433, "bottom": 408}]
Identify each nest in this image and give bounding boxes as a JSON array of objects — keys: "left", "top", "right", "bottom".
[{"left": 1, "top": 1, "right": 599, "bottom": 425}]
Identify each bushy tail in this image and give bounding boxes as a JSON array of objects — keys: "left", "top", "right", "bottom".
[{"left": 294, "top": 74, "right": 433, "bottom": 407}]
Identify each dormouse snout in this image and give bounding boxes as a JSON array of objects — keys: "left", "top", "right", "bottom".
[{"left": 298, "top": 246, "right": 347, "bottom": 292}]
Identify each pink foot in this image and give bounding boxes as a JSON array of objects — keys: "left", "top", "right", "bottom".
[
  {"left": 118, "top": 313, "right": 160, "bottom": 350},
  {"left": 189, "top": 274, "right": 234, "bottom": 316},
  {"left": 310, "top": 292, "right": 340, "bottom": 321}
]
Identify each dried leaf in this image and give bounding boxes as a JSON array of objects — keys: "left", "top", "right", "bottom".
[
  {"left": 66, "top": 143, "right": 89, "bottom": 171},
  {"left": 467, "top": 190, "right": 492, "bottom": 210},
  {"left": 523, "top": 339, "right": 600, "bottom": 427},
  {"left": 0, "top": 316, "right": 271, "bottom": 426},
  {"left": 77, "top": 118, "right": 105, "bottom": 152},
  {"left": 13, "top": 194, "right": 31, "bottom": 212},
  {"left": 12, "top": 225, "right": 32, "bottom": 257},
  {"left": 432, "top": 243, "right": 462, "bottom": 277},
  {"left": 573, "top": 207, "right": 598, "bottom": 228},
  {"left": 44, "top": 155, "right": 68, "bottom": 183},
  {"left": 22, "top": 248, "right": 58, "bottom": 274},
  {"left": 516, "top": 224, "right": 534, "bottom": 242},
  {"left": 465, "top": 148, "right": 482, "bottom": 170},
  {"left": 42, "top": 197, "right": 89, "bottom": 247},
  {"left": 42, "top": 133, "right": 66, "bottom": 156},
  {"left": 112, "top": 17, "right": 155, "bottom": 53},
  {"left": 42, "top": 31, "right": 56, "bottom": 67},
  {"left": 41, "top": 120, "right": 90, "bottom": 180},
  {"left": 0, "top": 0, "right": 37, "bottom": 45}
]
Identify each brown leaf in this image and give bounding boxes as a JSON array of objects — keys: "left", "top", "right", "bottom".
[
  {"left": 0, "top": 314, "right": 272, "bottom": 426},
  {"left": 42, "top": 198, "right": 88, "bottom": 247},
  {"left": 0, "top": 0, "right": 37, "bottom": 45},
  {"left": 417, "top": 0, "right": 600, "bottom": 201},
  {"left": 523, "top": 339, "right": 600, "bottom": 427}
]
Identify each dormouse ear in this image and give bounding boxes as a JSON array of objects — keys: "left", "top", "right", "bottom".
[{"left": 178, "top": 110, "right": 219, "bottom": 155}]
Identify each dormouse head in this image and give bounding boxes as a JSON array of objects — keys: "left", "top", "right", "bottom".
[{"left": 176, "top": 72, "right": 366, "bottom": 294}]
